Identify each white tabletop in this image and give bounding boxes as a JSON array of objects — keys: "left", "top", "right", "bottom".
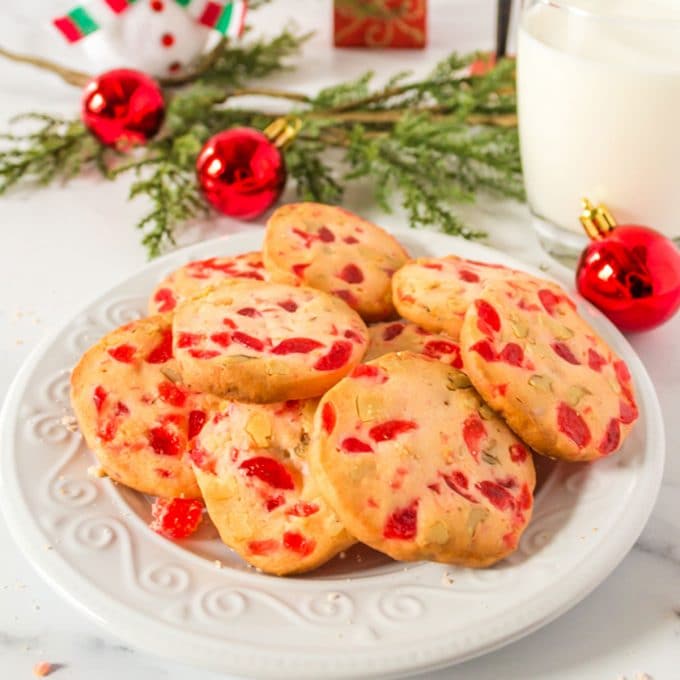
[{"left": 1, "top": 1, "right": 678, "bottom": 679}]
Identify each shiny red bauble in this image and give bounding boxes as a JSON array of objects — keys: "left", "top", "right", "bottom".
[
  {"left": 81, "top": 69, "right": 165, "bottom": 148},
  {"left": 576, "top": 225, "right": 680, "bottom": 332},
  {"left": 196, "top": 127, "right": 286, "bottom": 220}
]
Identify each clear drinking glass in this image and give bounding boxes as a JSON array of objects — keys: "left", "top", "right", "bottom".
[{"left": 517, "top": 0, "right": 680, "bottom": 257}]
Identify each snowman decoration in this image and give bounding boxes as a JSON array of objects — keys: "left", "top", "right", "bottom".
[{"left": 53, "top": 0, "right": 247, "bottom": 79}]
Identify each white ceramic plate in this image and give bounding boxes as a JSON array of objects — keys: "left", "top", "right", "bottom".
[{"left": 0, "top": 229, "right": 664, "bottom": 680}]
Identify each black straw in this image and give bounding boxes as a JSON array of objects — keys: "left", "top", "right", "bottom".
[{"left": 496, "top": 0, "right": 513, "bottom": 58}]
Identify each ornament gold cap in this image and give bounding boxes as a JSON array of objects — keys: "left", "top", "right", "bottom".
[
  {"left": 263, "top": 117, "right": 302, "bottom": 149},
  {"left": 580, "top": 198, "right": 617, "bottom": 240}
]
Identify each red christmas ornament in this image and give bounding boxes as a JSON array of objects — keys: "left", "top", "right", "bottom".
[
  {"left": 81, "top": 68, "right": 165, "bottom": 149},
  {"left": 575, "top": 199, "right": 680, "bottom": 332},
  {"left": 196, "top": 125, "right": 289, "bottom": 220}
]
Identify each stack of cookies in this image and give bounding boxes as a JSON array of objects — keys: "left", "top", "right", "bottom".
[{"left": 70, "top": 203, "right": 639, "bottom": 575}]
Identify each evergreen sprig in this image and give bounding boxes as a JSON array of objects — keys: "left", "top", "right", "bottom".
[{"left": 0, "top": 35, "right": 523, "bottom": 257}]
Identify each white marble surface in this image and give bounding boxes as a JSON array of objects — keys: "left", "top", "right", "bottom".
[{"left": 0, "top": 1, "right": 678, "bottom": 678}]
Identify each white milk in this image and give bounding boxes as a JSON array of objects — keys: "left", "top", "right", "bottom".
[{"left": 517, "top": 0, "right": 680, "bottom": 241}]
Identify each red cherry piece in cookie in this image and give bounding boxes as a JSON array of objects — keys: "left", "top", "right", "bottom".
[
  {"left": 148, "top": 424, "right": 182, "bottom": 457},
  {"left": 423, "top": 340, "right": 462, "bottom": 367},
  {"left": 188, "top": 410, "right": 207, "bottom": 439},
  {"left": 351, "top": 364, "right": 387, "bottom": 382},
  {"left": 509, "top": 443, "right": 528, "bottom": 463},
  {"left": 383, "top": 323, "right": 405, "bottom": 341},
  {"left": 283, "top": 531, "right": 316, "bottom": 556},
  {"left": 108, "top": 344, "right": 136, "bottom": 363},
  {"left": 383, "top": 501, "right": 419, "bottom": 540},
  {"left": 470, "top": 339, "right": 496, "bottom": 362},
  {"left": 149, "top": 497, "right": 203, "bottom": 540},
  {"left": 333, "top": 289, "right": 358, "bottom": 307},
  {"left": 339, "top": 263, "right": 364, "bottom": 284},
  {"left": 443, "top": 471, "right": 478, "bottom": 504},
  {"left": 341, "top": 437, "right": 374, "bottom": 454},
  {"left": 239, "top": 456, "right": 295, "bottom": 490},
  {"left": 189, "top": 349, "right": 220, "bottom": 359},
  {"left": 233, "top": 332, "right": 265, "bottom": 352},
  {"left": 475, "top": 300, "right": 501, "bottom": 335},
  {"left": 459, "top": 269, "right": 480, "bottom": 283},
  {"left": 292, "top": 263, "right": 310, "bottom": 278},
  {"left": 321, "top": 402, "right": 336, "bottom": 434},
  {"left": 146, "top": 329, "right": 173, "bottom": 364},
  {"left": 552, "top": 342, "right": 580, "bottom": 365},
  {"left": 598, "top": 418, "right": 621, "bottom": 455},
  {"left": 237, "top": 307, "right": 261, "bottom": 318},
  {"left": 158, "top": 380, "right": 187, "bottom": 407},
  {"left": 266, "top": 495, "right": 285, "bottom": 512},
  {"left": 588, "top": 348, "right": 607, "bottom": 372},
  {"left": 248, "top": 539, "right": 279, "bottom": 556},
  {"left": 475, "top": 480, "right": 514, "bottom": 511},
  {"left": 538, "top": 288, "right": 561, "bottom": 316},
  {"left": 314, "top": 340, "right": 352, "bottom": 371},
  {"left": 153, "top": 288, "right": 177, "bottom": 312},
  {"left": 557, "top": 402, "right": 591, "bottom": 448},
  {"left": 498, "top": 343, "right": 524, "bottom": 367},
  {"left": 369, "top": 419, "right": 417, "bottom": 442},
  {"left": 210, "top": 332, "right": 232, "bottom": 348},
  {"left": 93, "top": 385, "right": 107, "bottom": 412},
  {"left": 619, "top": 399, "right": 638, "bottom": 424},
  {"left": 278, "top": 299, "right": 298, "bottom": 312},
  {"left": 286, "top": 501, "right": 319, "bottom": 517},
  {"left": 463, "top": 414, "right": 486, "bottom": 458},
  {"left": 272, "top": 338, "right": 324, "bottom": 355},
  {"left": 318, "top": 226, "right": 335, "bottom": 242}
]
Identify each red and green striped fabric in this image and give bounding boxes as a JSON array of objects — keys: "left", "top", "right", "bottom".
[{"left": 53, "top": 0, "right": 246, "bottom": 43}]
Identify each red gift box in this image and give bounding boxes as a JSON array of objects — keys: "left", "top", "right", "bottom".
[{"left": 334, "top": 0, "right": 427, "bottom": 49}]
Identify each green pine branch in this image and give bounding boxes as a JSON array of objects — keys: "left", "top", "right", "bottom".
[{"left": 0, "top": 42, "right": 524, "bottom": 258}]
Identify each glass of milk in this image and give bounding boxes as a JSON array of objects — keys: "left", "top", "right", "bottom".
[{"left": 517, "top": 0, "right": 680, "bottom": 256}]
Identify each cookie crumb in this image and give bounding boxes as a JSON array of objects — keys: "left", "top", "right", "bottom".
[
  {"left": 87, "top": 466, "right": 107, "bottom": 479},
  {"left": 60, "top": 415, "right": 78, "bottom": 433},
  {"left": 327, "top": 591, "right": 341, "bottom": 602},
  {"left": 33, "top": 661, "right": 53, "bottom": 677},
  {"left": 213, "top": 560, "right": 223, "bottom": 569},
  {"left": 338, "top": 551, "right": 347, "bottom": 560},
  {"left": 442, "top": 572, "right": 455, "bottom": 585}
]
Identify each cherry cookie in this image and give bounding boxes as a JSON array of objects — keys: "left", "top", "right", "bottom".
[
  {"left": 70, "top": 315, "right": 222, "bottom": 499},
  {"left": 311, "top": 352, "right": 536, "bottom": 566},
  {"left": 365, "top": 321, "right": 463, "bottom": 368},
  {"left": 173, "top": 280, "right": 369, "bottom": 402},
  {"left": 191, "top": 399, "right": 354, "bottom": 575},
  {"left": 263, "top": 202, "right": 409, "bottom": 321},
  {"left": 148, "top": 251, "right": 267, "bottom": 314},
  {"left": 460, "top": 278, "right": 639, "bottom": 462},
  {"left": 392, "top": 255, "right": 520, "bottom": 339}
]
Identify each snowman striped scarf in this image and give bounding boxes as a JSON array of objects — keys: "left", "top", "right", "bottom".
[{"left": 53, "top": 0, "right": 247, "bottom": 43}]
